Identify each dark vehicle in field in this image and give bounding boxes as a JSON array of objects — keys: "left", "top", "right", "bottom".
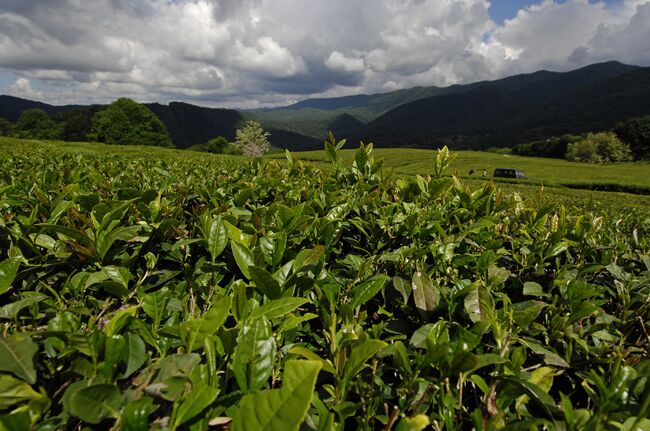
[{"left": 493, "top": 168, "right": 527, "bottom": 179}]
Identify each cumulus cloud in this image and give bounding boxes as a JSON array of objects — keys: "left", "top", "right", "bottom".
[
  {"left": 325, "top": 51, "right": 365, "bottom": 73},
  {"left": 0, "top": 0, "right": 648, "bottom": 108}
]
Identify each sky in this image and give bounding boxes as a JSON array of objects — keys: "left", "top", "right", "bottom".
[{"left": 0, "top": 0, "right": 648, "bottom": 108}]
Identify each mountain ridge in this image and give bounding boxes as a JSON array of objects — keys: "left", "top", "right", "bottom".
[{"left": 1, "top": 61, "right": 648, "bottom": 151}]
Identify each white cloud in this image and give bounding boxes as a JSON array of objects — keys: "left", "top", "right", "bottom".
[
  {"left": 325, "top": 51, "right": 365, "bottom": 73},
  {"left": 234, "top": 37, "right": 306, "bottom": 78},
  {"left": 0, "top": 0, "right": 648, "bottom": 108},
  {"left": 9, "top": 77, "right": 43, "bottom": 100}
]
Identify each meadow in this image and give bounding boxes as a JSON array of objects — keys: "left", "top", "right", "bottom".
[{"left": 0, "top": 136, "right": 649, "bottom": 430}]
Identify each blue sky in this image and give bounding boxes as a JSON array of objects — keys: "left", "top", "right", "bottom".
[
  {"left": 489, "top": 0, "right": 546, "bottom": 23},
  {"left": 0, "top": 0, "right": 648, "bottom": 107},
  {"left": 488, "top": 0, "right": 623, "bottom": 23}
]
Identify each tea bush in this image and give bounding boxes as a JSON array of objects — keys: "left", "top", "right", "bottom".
[{"left": 0, "top": 136, "right": 649, "bottom": 430}]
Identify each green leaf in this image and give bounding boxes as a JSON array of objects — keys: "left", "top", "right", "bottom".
[
  {"left": 142, "top": 287, "right": 171, "bottom": 329},
  {"left": 231, "top": 241, "right": 254, "bottom": 279},
  {"left": 172, "top": 383, "right": 219, "bottom": 428},
  {"left": 395, "top": 414, "right": 430, "bottom": 431},
  {"left": 121, "top": 397, "right": 156, "bottom": 431},
  {"left": 204, "top": 215, "right": 228, "bottom": 262},
  {"left": 351, "top": 274, "right": 388, "bottom": 308},
  {"left": 412, "top": 272, "right": 440, "bottom": 317},
  {"left": 68, "top": 383, "right": 121, "bottom": 424},
  {"left": 103, "top": 265, "right": 132, "bottom": 290},
  {"left": 36, "top": 223, "right": 91, "bottom": 247},
  {"left": 0, "top": 412, "right": 30, "bottom": 431},
  {"left": 0, "top": 257, "right": 21, "bottom": 295},
  {"left": 354, "top": 146, "right": 368, "bottom": 171},
  {"left": 0, "top": 333, "right": 38, "bottom": 384},
  {"left": 224, "top": 220, "right": 253, "bottom": 246},
  {"left": 0, "top": 374, "right": 43, "bottom": 409},
  {"left": 292, "top": 245, "right": 326, "bottom": 273},
  {"left": 523, "top": 281, "right": 547, "bottom": 297},
  {"left": 288, "top": 346, "right": 336, "bottom": 375},
  {"left": 182, "top": 296, "right": 231, "bottom": 351},
  {"left": 464, "top": 286, "right": 494, "bottom": 323},
  {"left": 104, "top": 306, "right": 138, "bottom": 337},
  {"left": 544, "top": 241, "right": 570, "bottom": 260},
  {"left": 518, "top": 338, "right": 569, "bottom": 368},
  {"left": 324, "top": 141, "right": 337, "bottom": 164},
  {"left": 0, "top": 293, "right": 47, "bottom": 319},
  {"left": 260, "top": 232, "right": 287, "bottom": 268},
  {"left": 392, "top": 276, "right": 412, "bottom": 304},
  {"left": 249, "top": 266, "right": 282, "bottom": 299},
  {"left": 231, "top": 360, "right": 322, "bottom": 431},
  {"left": 47, "top": 200, "right": 74, "bottom": 224},
  {"left": 251, "top": 297, "right": 309, "bottom": 320},
  {"left": 342, "top": 340, "right": 387, "bottom": 392},
  {"left": 121, "top": 333, "right": 146, "bottom": 379},
  {"left": 512, "top": 301, "right": 547, "bottom": 327},
  {"left": 232, "top": 317, "right": 276, "bottom": 392}
]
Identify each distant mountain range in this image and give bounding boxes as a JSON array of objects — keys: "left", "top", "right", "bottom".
[{"left": 2, "top": 61, "right": 649, "bottom": 151}]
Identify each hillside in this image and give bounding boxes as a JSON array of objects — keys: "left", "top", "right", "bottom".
[
  {"left": 353, "top": 62, "right": 650, "bottom": 148},
  {"left": 2, "top": 61, "right": 649, "bottom": 151},
  {"left": 0, "top": 96, "right": 321, "bottom": 150},
  {"left": 249, "top": 61, "right": 641, "bottom": 141},
  {"left": 0, "top": 95, "right": 80, "bottom": 121}
]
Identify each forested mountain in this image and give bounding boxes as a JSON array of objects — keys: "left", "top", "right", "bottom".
[
  {"left": 0, "top": 97, "right": 318, "bottom": 150},
  {"left": 0, "top": 95, "right": 79, "bottom": 121},
  {"left": 352, "top": 63, "right": 650, "bottom": 149},
  {"left": 2, "top": 61, "right": 649, "bottom": 151}
]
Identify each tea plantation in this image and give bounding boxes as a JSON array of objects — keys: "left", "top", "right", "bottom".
[{"left": 0, "top": 137, "right": 649, "bottom": 430}]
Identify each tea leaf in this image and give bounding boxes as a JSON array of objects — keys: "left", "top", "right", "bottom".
[
  {"left": 0, "top": 258, "right": 21, "bottom": 295},
  {"left": 232, "top": 360, "right": 321, "bottom": 431},
  {"left": 0, "top": 333, "right": 38, "bottom": 384}
]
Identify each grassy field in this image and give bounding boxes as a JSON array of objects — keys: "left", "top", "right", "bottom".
[
  {"left": 3, "top": 137, "right": 650, "bottom": 213},
  {"left": 278, "top": 148, "right": 650, "bottom": 187},
  {"left": 268, "top": 146, "right": 650, "bottom": 211}
]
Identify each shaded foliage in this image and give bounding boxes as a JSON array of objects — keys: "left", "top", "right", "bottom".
[
  {"left": 0, "top": 118, "right": 12, "bottom": 137},
  {"left": 189, "top": 136, "right": 242, "bottom": 155},
  {"left": 89, "top": 98, "right": 173, "bottom": 147},
  {"left": 56, "top": 106, "right": 102, "bottom": 142},
  {"left": 566, "top": 132, "right": 633, "bottom": 163},
  {"left": 512, "top": 134, "right": 581, "bottom": 159},
  {"left": 614, "top": 114, "right": 650, "bottom": 160},
  {"left": 13, "top": 109, "right": 60, "bottom": 140}
]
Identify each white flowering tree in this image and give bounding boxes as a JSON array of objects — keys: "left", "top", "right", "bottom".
[{"left": 234, "top": 120, "right": 271, "bottom": 157}]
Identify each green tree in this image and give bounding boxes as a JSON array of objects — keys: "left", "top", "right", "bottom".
[
  {"left": 89, "top": 98, "right": 173, "bottom": 147},
  {"left": 13, "top": 109, "right": 60, "bottom": 140},
  {"left": 191, "top": 136, "right": 241, "bottom": 154},
  {"left": 0, "top": 118, "right": 13, "bottom": 136},
  {"left": 57, "top": 106, "right": 102, "bottom": 142},
  {"left": 566, "top": 132, "right": 632, "bottom": 164},
  {"left": 614, "top": 115, "right": 650, "bottom": 160},
  {"left": 234, "top": 120, "right": 270, "bottom": 157}
]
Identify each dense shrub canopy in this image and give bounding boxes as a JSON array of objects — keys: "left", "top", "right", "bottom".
[
  {"left": 13, "top": 108, "right": 60, "bottom": 140},
  {"left": 566, "top": 132, "right": 632, "bottom": 163},
  {"left": 0, "top": 138, "right": 648, "bottom": 429},
  {"left": 189, "top": 136, "right": 242, "bottom": 154},
  {"left": 614, "top": 114, "right": 650, "bottom": 160},
  {"left": 512, "top": 134, "right": 580, "bottom": 159},
  {"left": 56, "top": 107, "right": 102, "bottom": 142},
  {"left": 0, "top": 118, "right": 12, "bottom": 136},
  {"left": 89, "top": 98, "right": 173, "bottom": 147}
]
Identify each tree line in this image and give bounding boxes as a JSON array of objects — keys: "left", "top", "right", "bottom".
[
  {"left": 510, "top": 114, "right": 650, "bottom": 163},
  {"left": 0, "top": 98, "right": 272, "bottom": 156}
]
